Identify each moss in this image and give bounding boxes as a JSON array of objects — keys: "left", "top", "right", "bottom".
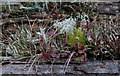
[{"left": 67, "top": 28, "right": 86, "bottom": 46}]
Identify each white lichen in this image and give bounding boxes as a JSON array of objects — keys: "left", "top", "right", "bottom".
[
  {"left": 81, "top": 13, "right": 90, "bottom": 25},
  {"left": 53, "top": 17, "right": 76, "bottom": 34}
]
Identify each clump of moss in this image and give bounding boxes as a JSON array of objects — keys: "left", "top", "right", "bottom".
[{"left": 67, "top": 28, "right": 86, "bottom": 46}]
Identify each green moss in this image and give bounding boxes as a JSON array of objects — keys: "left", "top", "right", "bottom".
[{"left": 67, "top": 28, "right": 86, "bottom": 46}]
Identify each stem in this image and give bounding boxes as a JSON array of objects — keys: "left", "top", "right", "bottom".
[{"left": 63, "top": 52, "right": 75, "bottom": 73}]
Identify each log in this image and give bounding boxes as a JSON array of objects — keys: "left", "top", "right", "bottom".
[
  {"left": 4, "top": 25, "right": 51, "bottom": 34},
  {"left": 1, "top": 18, "right": 52, "bottom": 26},
  {"left": 2, "top": 60, "right": 119, "bottom": 75}
]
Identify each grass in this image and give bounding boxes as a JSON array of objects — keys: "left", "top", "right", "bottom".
[{"left": 1, "top": 2, "right": 120, "bottom": 67}]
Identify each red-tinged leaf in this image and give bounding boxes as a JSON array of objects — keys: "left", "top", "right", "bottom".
[
  {"left": 111, "top": 40, "right": 115, "bottom": 43},
  {"left": 78, "top": 45, "right": 84, "bottom": 50},
  {"left": 107, "top": 43, "right": 113, "bottom": 47},
  {"left": 73, "top": 40, "right": 77, "bottom": 42},
  {"left": 78, "top": 50, "right": 84, "bottom": 54},
  {"left": 86, "top": 20, "right": 89, "bottom": 25},
  {"left": 41, "top": 51, "right": 50, "bottom": 59},
  {"left": 77, "top": 24, "right": 81, "bottom": 27},
  {"left": 102, "top": 24, "right": 105, "bottom": 28},
  {"left": 36, "top": 41, "right": 40, "bottom": 44}
]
